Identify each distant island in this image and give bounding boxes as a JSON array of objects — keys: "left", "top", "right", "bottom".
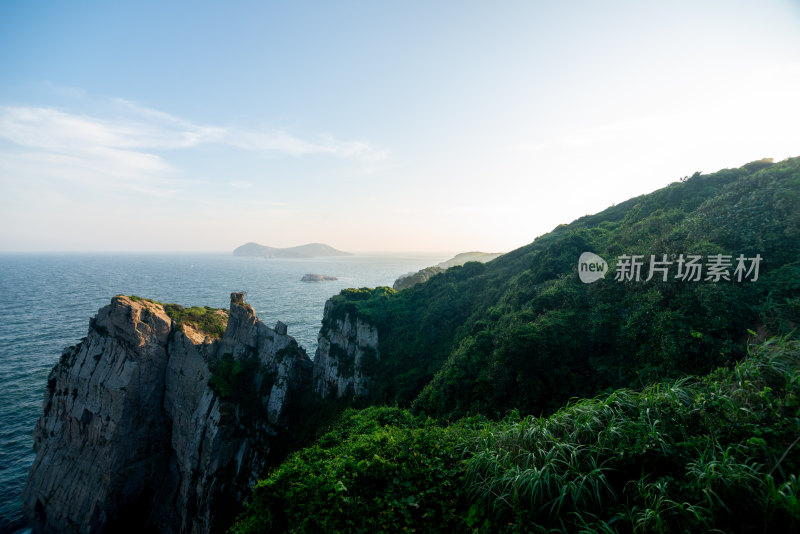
[
  {"left": 233, "top": 242, "right": 351, "bottom": 258},
  {"left": 301, "top": 273, "right": 338, "bottom": 282},
  {"left": 393, "top": 251, "right": 504, "bottom": 290}
]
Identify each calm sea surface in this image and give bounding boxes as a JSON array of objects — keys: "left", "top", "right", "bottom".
[{"left": 0, "top": 252, "right": 445, "bottom": 532}]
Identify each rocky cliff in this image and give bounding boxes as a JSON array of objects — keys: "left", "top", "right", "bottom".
[
  {"left": 312, "top": 300, "right": 380, "bottom": 399},
  {"left": 22, "top": 293, "right": 313, "bottom": 534}
]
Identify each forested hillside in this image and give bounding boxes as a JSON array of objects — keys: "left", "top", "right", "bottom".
[
  {"left": 328, "top": 157, "right": 799, "bottom": 418},
  {"left": 233, "top": 157, "right": 800, "bottom": 533}
]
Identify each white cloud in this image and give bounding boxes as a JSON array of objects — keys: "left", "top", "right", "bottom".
[
  {"left": 0, "top": 98, "right": 387, "bottom": 201},
  {"left": 0, "top": 148, "right": 180, "bottom": 199},
  {"left": 0, "top": 105, "right": 185, "bottom": 199},
  {"left": 0, "top": 100, "right": 386, "bottom": 158},
  {"left": 226, "top": 128, "right": 386, "bottom": 160}
]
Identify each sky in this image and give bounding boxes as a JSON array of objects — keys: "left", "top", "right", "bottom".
[{"left": 0, "top": 0, "right": 799, "bottom": 253}]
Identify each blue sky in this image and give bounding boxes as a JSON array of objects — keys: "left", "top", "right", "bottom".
[{"left": 1, "top": 0, "right": 799, "bottom": 252}]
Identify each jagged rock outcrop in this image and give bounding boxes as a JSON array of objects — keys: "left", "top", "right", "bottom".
[
  {"left": 22, "top": 293, "right": 312, "bottom": 534},
  {"left": 312, "top": 300, "right": 379, "bottom": 399}
]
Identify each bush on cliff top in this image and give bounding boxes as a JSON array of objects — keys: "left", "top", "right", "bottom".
[
  {"left": 164, "top": 304, "right": 228, "bottom": 339},
  {"left": 126, "top": 295, "right": 229, "bottom": 339}
]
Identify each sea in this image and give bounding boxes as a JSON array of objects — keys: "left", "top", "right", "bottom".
[{"left": 0, "top": 252, "right": 446, "bottom": 533}]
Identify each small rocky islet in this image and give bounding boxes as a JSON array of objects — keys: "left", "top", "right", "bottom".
[{"left": 301, "top": 273, "right": 338, "bottom": 282}]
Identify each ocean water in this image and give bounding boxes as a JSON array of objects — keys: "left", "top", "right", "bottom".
[{"left": 0, "top": 252, "right": 445, "bottom": 533}]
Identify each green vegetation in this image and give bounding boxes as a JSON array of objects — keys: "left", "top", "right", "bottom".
[
  {"left": 126, "top": 295, "right": 156, "bottom": 303},
  {"left": 393, "top": 252, "right": 505, "bottom": 290},
  {"left": 208, "top": 352, "right": 278, "bottom": 431},
  {"left": 231, "top": 407, "right": 473, "bottom": 533},
  {"left": 463, "top": 337, "right": 800, "bottom": 533},
  {"left": 234, "top": 338, "right": 800, "bottom": 533},
  {"left": 209, "top": 353, "right": 262, "bottom": 400},
  {"left": 163, "top": 304, "right": 228, "bottom": 339},
  {"left": 230, "top": 158, "right": 800, "bottom": 532},
  {"left": 125, "top": 295, "right": 229, "bottom": 339},
  {"left": 393, "top": 266, "right": 445, "bottom": 291},
  {"left": 325, "top": 157, "right": 800, "bottom": 418}
]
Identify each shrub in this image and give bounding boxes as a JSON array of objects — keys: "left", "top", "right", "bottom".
[{"left": 232, "top": 337, "right": 800, "bottom": 533}]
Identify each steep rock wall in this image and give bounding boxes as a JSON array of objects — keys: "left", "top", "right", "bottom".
[
  {"left": 22, "top": 293, "right": 312, "bottom": 534},
  {"left": 312, "top": 299, "right": 379, "bottom": 399}
]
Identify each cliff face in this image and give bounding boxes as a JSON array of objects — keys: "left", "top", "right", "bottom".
[
  {"left": 312, "top": 300, "right": 379, "bottom": 399},
  {"left": 22, "top": 293, "right": 312, "bottom": 534}
]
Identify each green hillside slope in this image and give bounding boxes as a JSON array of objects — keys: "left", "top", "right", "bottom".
[
  {"left": 232, "top": 157, "right": 800, "bottom": 533},
  {"left": 328, "top": 157, "right": 799, "bottom": 418}
]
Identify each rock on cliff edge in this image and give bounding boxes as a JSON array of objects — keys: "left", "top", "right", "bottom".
[{"left": 22, "top": 293, "right": 312, "bottom": 534}]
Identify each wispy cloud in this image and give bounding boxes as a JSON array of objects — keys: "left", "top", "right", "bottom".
[
  {"left": 227, "top": 128, "right": 386, "bottom": 160},
  {"left": 0, "top": 97, "right": 387, "bottom": 199},
  {"left": 0, "top": 105, "right": 223, "bottom": 152},
  {"left": 0, "top": 105, "right": 186, "bottom": 198},
  {"left": 0, "top": 100, "right": 385, "bottom": 158}
]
